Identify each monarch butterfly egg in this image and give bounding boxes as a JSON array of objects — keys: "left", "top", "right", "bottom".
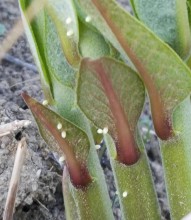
[
  {"left": 103, "top": 127, "right": 108, "bottom": 134},
  {"left": 85, "top": 16, "right": 92, "bottom": 22},
  {"left": 97, "top": 128, "right": 103, "bottom": 134},
  {"left": 67, "top": 29, "right": 74, "bottom": 37},
  {"left": 57, "top": 123, "right": 62, "bottom": 130},
  {"left": 61, "top": 131, "right": 66, "bottom": 139},
  {"left": 66, "top": 17, "right": 72, "bottom": 24},
  {"left": 42, "top": 100, "right": 48, "bottom": 106},
  {"left": 95, "top": 145, "right": 101, "bottom": 150},
  {"left": 122, "top": 191, "right": 128, "bottom": 198}
]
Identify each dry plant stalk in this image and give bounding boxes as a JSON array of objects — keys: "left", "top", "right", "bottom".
[
  {"left": 0, "top": 120, "right": 31, "bottom": 137},
  {"left": 3, "top": 138, "right": 27, "bottom": 220},
  {"left": 0, "top": 0, "right": 46, "bottom": 61}
]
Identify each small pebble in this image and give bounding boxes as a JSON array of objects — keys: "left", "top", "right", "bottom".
[{"left": 36, "top": 169, "right": 41, "bottom": 178}]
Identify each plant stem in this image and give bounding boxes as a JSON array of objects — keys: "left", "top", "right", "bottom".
[
  {"left": 160, "top": 97, "right": 191, "bottom": 220},
  {"left": 105, "top": 134, "right": 161, "bottom": 220}
]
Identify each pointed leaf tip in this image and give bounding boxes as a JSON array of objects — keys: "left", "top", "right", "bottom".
[
  {"left": 22, "top": 93, "right": 92, "bottom": 187},
  {"left": 87, "top": 59, "right": 139, "bottom": 164}
]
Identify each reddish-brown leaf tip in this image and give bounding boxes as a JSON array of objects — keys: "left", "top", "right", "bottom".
[
  {"left": 21, "top": 92, "right": 92, "bottom": 188},
  {"left": 85, "top": 59, "right": 140, "bottom": 165}
]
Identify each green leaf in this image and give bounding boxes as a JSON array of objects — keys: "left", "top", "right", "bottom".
[
  {"left": 77, "top": 0, "right": 191, "bottom": 139},
  {"left": 22, "top": 93, "right": 92, "bottom": 187},
  {"left": 46, "top": 0, "right": 81, "bottom": 68},
  {"left": 74, "top": 0, "right": 121, "bottom": 60},
  {"left": 73, "top": 0, "right": 98, "bottom": 32},
  {"left": 77, "top": 57, "right": 145, "bottom": 164},
  {"left": 78, "top": 57, "right": 145, "bottom": 134},
  {"left": 44, "top": 12, "right": 77, "bottom": 88},
  {"left": 78, "top": 20, "right": 110, "bottom": 58},
  {"left": 130, "top": 0, "right": 191, "bottom": 59},
  {"left": 19, "top": 0, "right": 54, "bottom": 103},
  {"left": 22, "top": 93, "right": 89, "bottom": 163}
]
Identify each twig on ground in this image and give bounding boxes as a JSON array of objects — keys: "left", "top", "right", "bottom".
[
  {"left": 3, "top": 54, "right": 38, "bottom": 72},
  {"left": 9, "top": 76, "right": 40, "bottom": 89},
  {"left": 34, "top": 198, "right": 50, "bottom": 213},
  {"left": 0, "top": 120, "right": 31, "bottom": 137},
  {"left": 3, "top": 138, "right": 27, "bottom": 220}
]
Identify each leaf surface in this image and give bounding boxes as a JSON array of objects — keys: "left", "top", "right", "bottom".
[
  {"left": 22, "top": 93, "right": 93, "bottom": 187},
  {"left": 130, "top": 0, "right": 191, "bottom": 59},
  {"left": 77, "top": 0, "right": 191, "bottom": 139},
  {"left": 78, "top": 57, "right": 145, "bottom": 135},
  {"left": 46, "top": 0, "right": 81, "bottom": 68},
  {"left": 19, "top": 0, "right": 54, "bottom": 102},
  {"left": 45, "top": 13, "right": 77, "bottom": 88},
  {"left": 22, "top": 93, "right": 89, "bottom": 163},
  {"left": 77, "top": 57, "right": 145, "bottom": 164},
  {"left": 79, "top": 20, "right": 110, "bottom": 59}
]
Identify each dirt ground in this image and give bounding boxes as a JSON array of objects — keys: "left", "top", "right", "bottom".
[{"left": 0, "top": 0, "right": 169, "bottom": 219}]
